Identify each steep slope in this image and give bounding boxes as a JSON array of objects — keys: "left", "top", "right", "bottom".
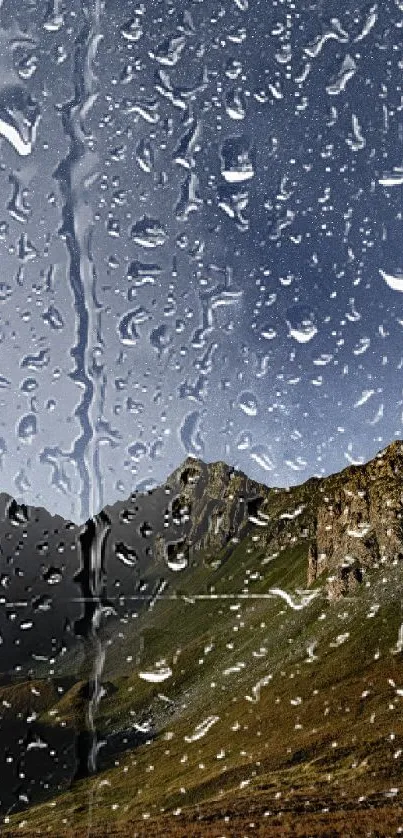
[
  {"left": 4, "top": 535, "right": 403, "bottom": 837},
  {"left": 1, "top": 442, "right": 403, "bottom": 834},
  {"left": 307, "top": 440, "right": 403, "bottom": 598}
]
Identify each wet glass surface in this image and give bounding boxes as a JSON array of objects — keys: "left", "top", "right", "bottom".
[{"left": 0, "top": 1, "right": 403, "bottom": 835}]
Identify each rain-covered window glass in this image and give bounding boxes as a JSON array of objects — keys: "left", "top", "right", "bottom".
[{"left": 1, "top": 1, "right": 403, "bottom": 836}]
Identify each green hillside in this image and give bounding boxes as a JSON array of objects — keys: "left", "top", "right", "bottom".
[{"left": 4, "top": 529, "right": 403, "bottom": 837}]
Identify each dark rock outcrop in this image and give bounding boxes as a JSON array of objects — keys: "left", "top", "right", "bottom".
[{"left": 307, "top": 440, "right": 403, "bottom": 598}]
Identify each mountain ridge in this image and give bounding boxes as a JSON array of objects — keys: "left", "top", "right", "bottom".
[
  {"left": 0, "top": 437, "right": 401, "bottom": 676},
  {"left": 4, "top": 437, "right": 403, "bottom": 526},
  {"left": 1, "top": 440, "right": 403, "bottom": 834}
]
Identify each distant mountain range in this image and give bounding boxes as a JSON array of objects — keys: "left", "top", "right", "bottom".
[{"left": 1, "top": 442, "right": 403, "bottom": 835}]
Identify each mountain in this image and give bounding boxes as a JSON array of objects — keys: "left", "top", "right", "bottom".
[
  {"left": 2, "top": 442, "right": 403, "bottom": 835},
  {"left": 0, "top": 456, "right": 268, "bottom": 675}
]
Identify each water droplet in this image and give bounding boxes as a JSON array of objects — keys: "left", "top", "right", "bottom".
[
  {"left": 131, "top": 216, "right": 167, "bottom": 248},
  {"left": 220, "top": 137, "right": 254, "bottom": 183},
  {"left": 114, "top": 541, "right": 137, "bottom": 567},
  {"left": 286, "top": 306, "right": 318, "bottom": 344},
  {"left": 17, "top": 413, "right": 37, "bottom": 443},
  {"left": 238, "top": 391, "right": 258, "bottom": 416},
  {"left": 0, "top": 87, "right": 40, "bottom": 156}
]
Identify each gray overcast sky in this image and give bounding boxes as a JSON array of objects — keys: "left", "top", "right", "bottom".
[{"left": 0, "top": 0, "right": 402, "bottom": 522}]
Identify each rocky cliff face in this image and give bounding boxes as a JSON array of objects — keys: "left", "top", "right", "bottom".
[
  {"left": 162, "top": 457, "right": 268, "bottom": 559},
  {"left": 155, "top": 442, "right": 403, "bottom": 600},
  {"left": 306, "top": 440, "right": 403, "bottom": 599}
]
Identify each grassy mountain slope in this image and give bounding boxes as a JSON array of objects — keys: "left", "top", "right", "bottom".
[
  {"left": 2, "top": 442, "right": 403, "bottom": 835},
  {"left": 4, "top": 527, "right": 403, "bottom": 836}
]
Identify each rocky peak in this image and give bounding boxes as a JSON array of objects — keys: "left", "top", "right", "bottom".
[
  {"left": 163, "top": 457, "right": 268, "bottom": 558},
  {"left": 164, "top": 443, "right": 403, "bottom": 600}
]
